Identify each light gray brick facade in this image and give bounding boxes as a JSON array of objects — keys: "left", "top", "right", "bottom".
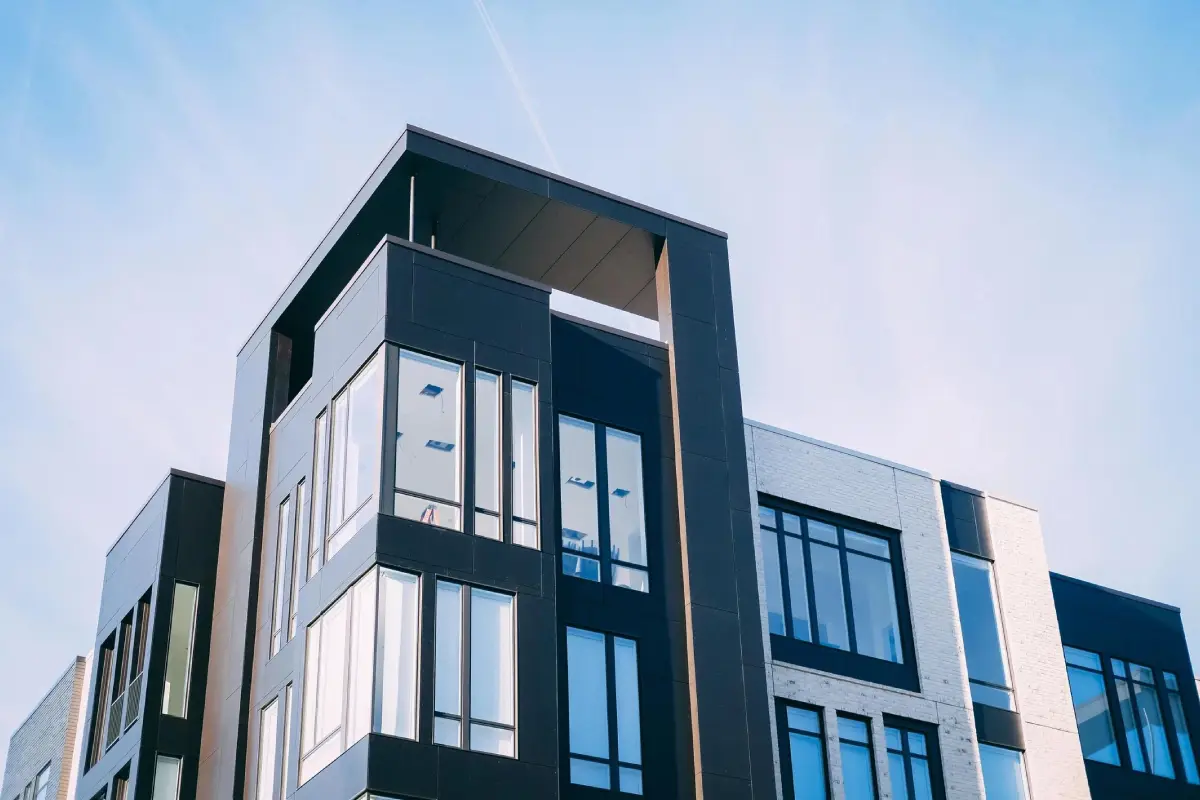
[
  {"left": 1, "top": 656, "right": 89, "bottom": 800},
  {"left": 745, "top": 420, "right": 1090, "bottom": 800}
]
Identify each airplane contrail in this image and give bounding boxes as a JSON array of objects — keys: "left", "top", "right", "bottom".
[{"left": 472, "top": 0, "right": 562, "bottom": 174}]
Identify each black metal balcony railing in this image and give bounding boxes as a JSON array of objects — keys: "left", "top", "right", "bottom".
[
  {"left": 124, "top": 673, "right": 143, "bottom": 730},
  {"left": 105, "top": 693, "right": 125, "bottom": 750}
]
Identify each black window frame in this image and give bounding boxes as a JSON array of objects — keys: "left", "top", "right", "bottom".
[
  {"left": 1062, "top": 646, "right": 1120, "bottom": 766},
  {"left": 759, "top": 497, "right": 918, "bottom": 691},
  {"left": 882, "top": 715, "right": 946, "bottom": 800},
  {"left": 556, "top": 414, "right": 651, "bottom": 594},
  {"left": 836, "top": 713, "right": 879, "bottom": 799},
  {"left": 776, "top": 700, "right": 830, "bottom": 800}
]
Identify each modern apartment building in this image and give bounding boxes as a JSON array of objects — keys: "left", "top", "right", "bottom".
[
  {"left": 1, "top": 655, "right": 89, "bottom": 800},
  {"left": 58, "top": 126, "right": 1199, "bottom": 800}
]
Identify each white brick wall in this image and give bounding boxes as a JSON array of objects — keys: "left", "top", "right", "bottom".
[{"left": 745, "top": 421, "right": 1089, "bottom": 800}]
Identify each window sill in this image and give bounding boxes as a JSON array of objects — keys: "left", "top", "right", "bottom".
[{"left": 769, "top": 634, "right": 920, "bottom": 692}]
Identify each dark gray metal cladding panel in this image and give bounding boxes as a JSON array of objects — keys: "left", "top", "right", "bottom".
[
  {"left": 97, "top": 480, "right": 169, "bottom": 636},
  {"left": 310, "top": 245, "right": 388, "bottom": 398},
  {"left": 437, "top": 745, "right": 558, "bottom": 800}
]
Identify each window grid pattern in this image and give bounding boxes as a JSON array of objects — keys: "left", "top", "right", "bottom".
[
  {"left": 1062, "top": 647, "right": 1119, "bottom": 765},
  {"left": 837, "top": 716, "right": 877, "bottom": 800},
  {"left": 949, "top": 552, "right": 1014, "bottom": 710},
  {"left": 1112, "top": 658, "right": 1175, "bottom": 779},
  {"left": 565, "top": 628, "right": 643, "bottom": 794},
  {"left": 885, "top": 724, "right": 936, "bottom": 800},
  {"left": 289, "top": 480, "right": 306, "bottom": 640},
  {"left": 780, "top": 704, "right": 828, "bottom": 800},
  {"left": 1164, "top": 672, "right": 1200, "bottom": 784},
  {"left": 759, "top": 505, "right": 903, "bottom": 663},
  {"left": 270, "top": 495, "right": 292, "bottom": 657},
  {"left": 394, "top": 350, "right": 463, "bottom": 531}
]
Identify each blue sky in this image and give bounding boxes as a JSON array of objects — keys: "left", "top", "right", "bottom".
[{"left": 2, "top": 0, "right": 1200, "bottom": 774}]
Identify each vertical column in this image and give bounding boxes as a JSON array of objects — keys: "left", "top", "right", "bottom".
[{"left": 656, "top": 223, "right": 774, "bottom": 799}]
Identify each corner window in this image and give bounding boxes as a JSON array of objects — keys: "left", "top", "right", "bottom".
[
  {"left": 395, "top": 350, "right": 463, "bottom": 530},
  {"left": 1062, "top": 647, "right": 1119, "bottom": 765},
  {"left": 759, "top": 505, "right": 904, "bottom": 663},
  {"left": 565, "top": 628, "right": 643, "bottom": 794},
  {"left": 950, "top": 552, "right": 1013, "bottom": 709},
  {"left": 298, "top": 567, "right": 420, "bottom": 784},
  {"left": 978, "top": 744, "right": 1028, "bottom": 800},
  {"left": 326, "top": 351, "right": 384, "bottom": 559},
  {"left": 255, "top": 698, "right": 279, "bottom": 800},
  {"left": 162, "top": 582, "right": 199, "bottom": 718},
  {"left": 1113, "top": 659, "right": 1174, "bottom": 778},
  {"left": 559, "top": 416, "right": 649, "bottom": 592},
  {"left": 270, "top": 495, "right": 292, "bottom": 657},
  {"left": 1164, "top": 672, "right": 1200, "bottom": 784},
  {"left": 837, "top": 716, "right": 877, "bottom": 800},
  {"left": 433, "top": 582, "right": 516, "bottom": 756},
  {"left": 885, "top": 722, "right": 939, "bottom": 800},
  {"left": 779, "top": 704, "right": 828, "bottom": 800},
  {"left": 150, "top": 755, "right": 182, "bottom": 800}
]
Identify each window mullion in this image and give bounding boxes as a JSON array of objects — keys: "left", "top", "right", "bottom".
[
  {"left": 799, "top": 521, "right": 819, "bottom": 648},
  {"left": 837, "top": 527, "right": 859, "bottom": 655},
  {"left": 380, "top": 345, "right": 399, "bottom": 517},
  {"left": 1127, "top": 676, "right": 1151, "bottom": 769},
  {"left": 605, "top": 634, "right": 620, "bottom": 789},
  {"left": 596, "top": 424, "right": 612, "bottom": 586},
  {"left": 461, "top": 587, "right": 473, "bottom": 748}
]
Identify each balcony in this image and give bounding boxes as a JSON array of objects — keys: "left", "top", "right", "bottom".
[
  {"left": 123, "top": 673, "right": 143, "bottom": 730},
  {"left": 105, "top": 692, "right": 125, "bottom": 750}
]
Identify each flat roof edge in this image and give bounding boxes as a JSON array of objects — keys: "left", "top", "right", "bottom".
[
  {"left": 550, "top": 309, "right": 667, "bottom": 351},
  {"left": 1051, "top": 571, "right": 1181, "bottom": 614},
  {"left": 5, "top": 656, "right": 87, "bottom": 741},
  {"left": 744, "top": 419, "right": 934, "bottom": 479}
]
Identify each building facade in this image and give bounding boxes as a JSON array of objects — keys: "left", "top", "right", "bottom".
[
  {"left": 1, "top": 656, "right": 89, "bottom": 800},
  {"left": 55, "top": 127, "right": 1200, "bottom": 799}
]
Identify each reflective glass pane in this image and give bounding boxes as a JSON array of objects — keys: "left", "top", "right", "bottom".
[
  {"left": 810, "top": 543, "right": 850, "bottom": 650},
  {"left": 979, "top": 744, "right": 1028, "bottom": 800},
  {"left": 760, "top": 531, "right": 786, "bottom": 636},
  {"left": 151, "top": 755, "right": 182, "bottom": 800},
  {"left": 374, "top": 570, "right": 419, "bottom": 740},
  {"left": 788, "top": 732, "right": 828, "bottom": 800},
  {"left": 332, "top": 354, "right": 383, "bottom": 529},
  {"left": 787, "top": 706, "right": 821, "bottom": 734},
  {"left": 1066, "top": 666, "right": 1118, "bottom": 765},
  {"left": 782, "top": 513, "right": 802, "bottom": 534},
  {"left": 434, "top": 717, "right": 460, "bottom": 747},
  {"left": 471, "top": 589, "right": 514, "bottom": 726},
  {"left": 1165, "top": 672, "right": 1180, "bottom": 691},
  {"left": 395, "top": 493, "right": 461, "bottom": 530},
  {"left": 563, "top": 553, "right": 600, "bottom": 583},
  {"left": 345, "top": 573, "right": 376, "bottom": 746},
  {"left": 970, "top": 681, "right": 1014, "bottom": 711},
  {"left": 512, "top": 380, "right": 539, "bottom": 536},
  {"left": 951, "top": 554, "right": 1010, "bottom": 699},
  {"left": 884, "top": 727, "right": 903, "bottom": 752},
  {"left": 571, "top": 758, "right": 610, "bottom": 789},
  {"left": 840, "top": 741, "right": 877, "bottom": 800},
  {"left": 911, "top": 758, "right": 933, "bottom": 800},
  {"left": 470, "top": 724, "right": 514, "bottom": 756},
  {"left": 474, "top": 512, "right": 500, "bottom": 541},
  {"left": 607, "top": 428, "right": 647, "bottom": 568},
  {"left": 290, "top": 481, "right": 306, "bottom": 638},
  {"left": 566, "top": 628, "right": 609, "bottom": 760},
  {"left": 559, "top": 417, "right": 599, "bottom": 557},
  {"left": 513, "top": 520, "right": 538, "bottom": 549},
  {"left": 301, "top": 624, "right": 320, "bottom": 751},
  {"left": 619, "top": 767, "right": 643, "bottom": 795},
  {"left": 614, "top": 637, "right": 642, "bottom": 766},
  {"left": 310, "top": 412, "right": 329, "bottom": 577},
  {"left": 1115, "top": 679, "right": 1146, "bottom": 771},
  {"left": 844, "top": 530, "right": 890, "bottom": 559},
  {"left": 1168, "top": 691, "right": 1200, "bottom": 784},
  {"left": 162, "top": 583, "right": 199, "bottom": 718},
  {"left": 1111, "top": 659, "right": 1127, "bottom": 678},
  {"left": 271, "top": 497, "right": 292, "bottom": 653},
  {"left": 395, "top": 351, "right": 461, "bottom": 516},
  {"left": 1130, "top": 663, "right": 1155, "bottom": 685},
  {"left": 887, "top": 752, "right": 909, "bottom": 800},
  {"left": 908, "top": 732, "right": 926, "bottom": 756},
  {"left": 1134, "top": 681, "right": 1174, "bottom": 778},
  {"left": 807, "top": 519, "right": 838, "bottom": 543},
  {"left": 847, "top": 552, "right": 901, "bottom": 663},
  {"left": 434, "top": 583, "right": 462, "bottom": 717},
  {"left": 474, "top": 371, "right": 500, "bottom": 515},
  {"left": 256, "top": 699, "right": 279, "bottom": 800},
  {"left": 784, "top": 536, "right": 812, "bottom": 642},
  {"left": 612, "top": 564, "right": 649, "bottom": 593},
  {"left": 1064, "top": 646, "right": 1102, "bottom": 671},
  {"left": 838, "top": 717, "right": 870, "bottom": 744},
  {"left": 759, "top": 506, "right": 777, "bottom": 529}
]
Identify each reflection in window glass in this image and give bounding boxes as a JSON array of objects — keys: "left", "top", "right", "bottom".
[
  {"left": 474, "top": 371, "right": 501, "bottom": 539},
  {"left": 151, "top": 755, "right": 182, "bottom": 800},
  {"left": 847, "top": 552, "right": 900, "bottom": 662},
  {"left": 1132, "top": 674, "right": 1174, "bottom": 778},
  {"left": 606, "top": 429, "right": 647, "bottom": 576},
  {"left": 1112, "top": 666, "right": 1147, "bottom": 772},
  {"left": 1165, "top": 672, "right": 1200, "bottom": 784},
  {"left": 978, "top": 744, "right": 1028, "bottom": 800},
  {"left": 309, "top": 412, "right": 329, "bottom": 578},
  {"left": 760, "top": 529, "right": 786, "bottom": 636},
  {"left": 31, "top": 766, "right": 49, "bottom": 800},
  {"left": 470, "top": 589, "right": 515, "bottom": 755},
  {"left": 289, "top": 480, "right": 306, "bottom": 639},
  {"left": 328, "top": 353, "right": 383, "bottom": 557},
  {"left": 511, "top": 380, "right": 539, "bottom": 548},
  {"left": 810, "top": 543, "right": 850, "bottom": 650},
  {"left": 951, "top": 553, "right": 1013, "bottom": 710},
  {"left": 280, "top": 685, "right": 292, "bottom": 800},
  {"left": 434, "top": 582, "right": 463, "bottom": 746},
  {"left": 566, "top": 628, "right": 643, "bottom": 794},
  {"left": 395, "top": 350, "right": 462, "bottom": 530},
  {"left": 885, "top": 725, "right": 936, "bottom": 800},
  {"left": 784, "top": 537, "right": 812, "bottom": 643},
  {"left": 255, "top": 699, "right": 279, "bottom": 800},
  {"left": 783, "top": 706, "right": 827, "bottom": 800},
  {"left": 162, "top": 583, "right": 199, "bottom": 718},
  {"left": 838, "top": 717, "right": 877, "bottom": 800},
  {"left": 1063, "top": 647, "right": 1118, "bottom": 765},
  {"left": 560, "top": 417, "right": 599, "bottom": 577},
  {"left": 374, "top": 571, "right": 419, "bottom": 740},
  {"left": 270, "top": 496, "right": 292, "bottom": 657}
]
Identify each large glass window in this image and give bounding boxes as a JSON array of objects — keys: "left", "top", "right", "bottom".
[
  {"left": 162, "top": 583, "right": 199, "bottom": 718},
  {"left": 511, "top": 380, "right": 539, "bottom": 549},
  {"left": 559, "top": 416, "right": 649, "bottom": 592},
  {"left": 280, "top": 685, "right": 293, "bottom": 800},
  {"left": 885, "top": 723, "right": 937, "bottom": 800},
  {"left": 433, "top": 582, "right": 515, "bottom": 756},
  {"left": 565, "top": 628, "right": 643, "bottom": 794},
  {"left": 270, "top": 495, "right": 292, "bottom": 657},
  {"left": 759, "top": 506, "right": 903, "bottom": 663},
  {"left": 255, "top": 698, "right": 279, "bottom": 800},
  {"left": 781, "top": 705, "right": 828, "bottom": 800},
  {"left": 950, "top": 553, "right": 1013, "bottom": 710},
  {"left": 1063, "top": 647, "right": 1118, "bottom": 765},
  {"left": 395, "top": 350, "right": 463, "bottom": 531},
  {"left": 474, "top": 370, "right": 501, "bottom": 540},
  {"left": 309, "top": 411, "right": 330, "bottom": 578},
  {"left": 1164, "top": 672, "right": 1200, "bottom": 784},
  {"left": 299, "top": 567, "right": 420, "bottom": 784},
  {"left": 837, "top": 717, "right": 877, "bottom": 800},
  {"left": 150, "top": 755, "right": 182, "bottom": 800},
  {"left": 289, "top": 481, "right": 306, "bottom": 639},
  {"left": 978, "top": 744, "right": 1028, "bottom": 800},
  {"left": 1112, "top": 659, "right": 1174, "bottom": 778},
  {"left": 327, "top": 351, "right": 384, "bottom": 559}
]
